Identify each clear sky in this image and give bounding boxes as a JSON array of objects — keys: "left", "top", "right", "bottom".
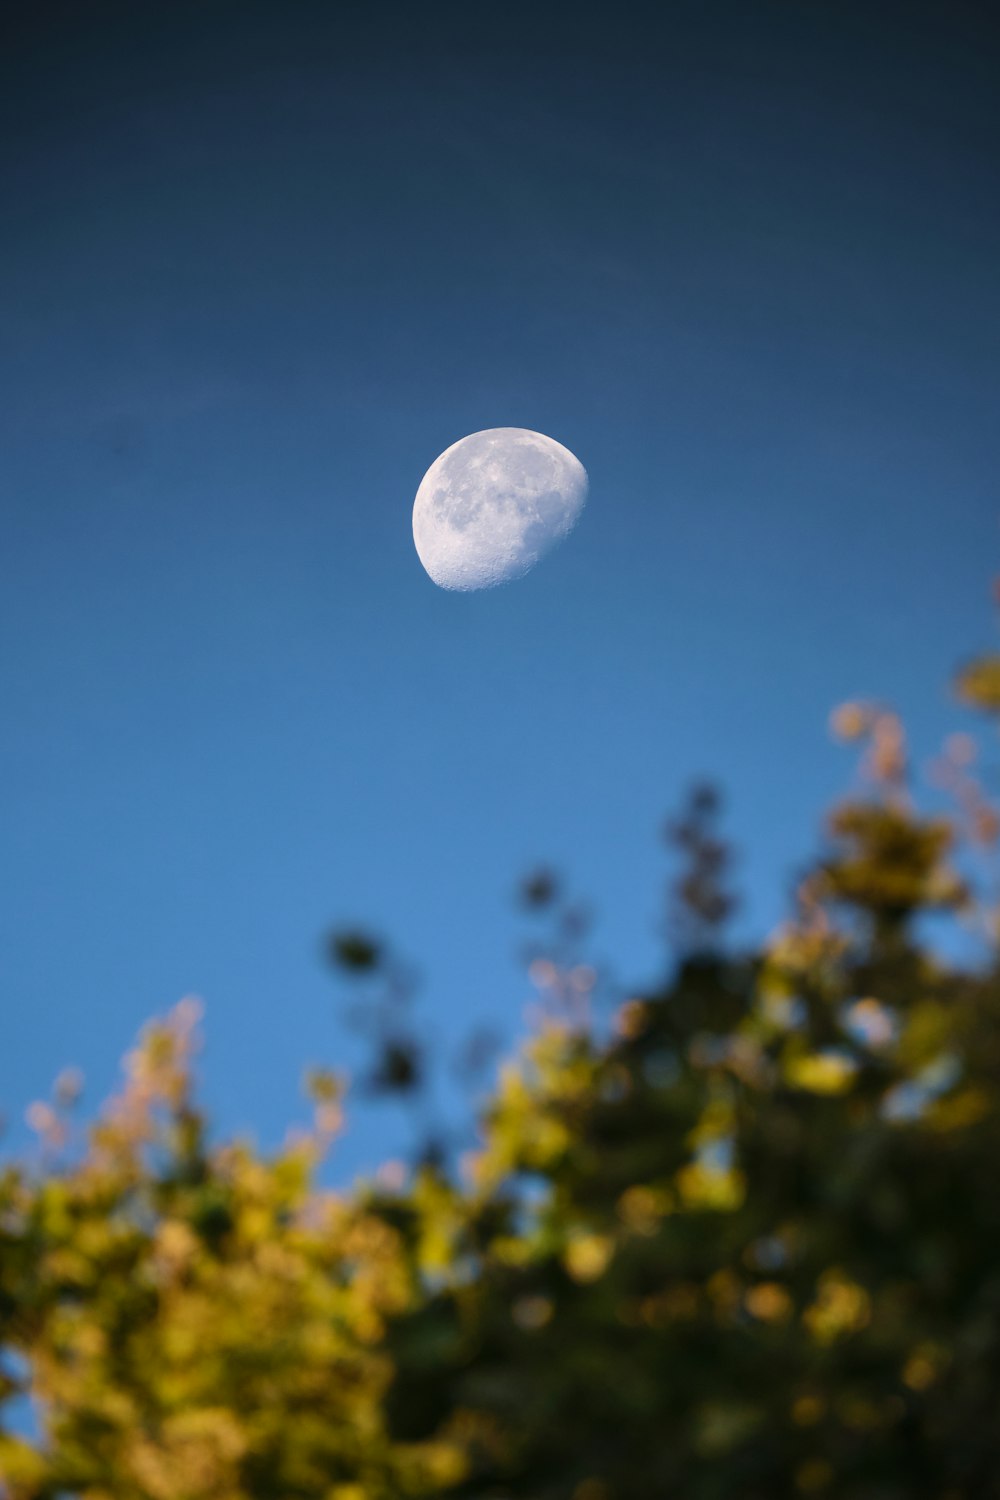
[{"left": 2, "top": 0, "right": 998, "bottom": 1174}]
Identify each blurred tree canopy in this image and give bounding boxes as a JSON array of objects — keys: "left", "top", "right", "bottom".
[{"left": 5, "top": 638, "right": 1000, "bottom": 1500}]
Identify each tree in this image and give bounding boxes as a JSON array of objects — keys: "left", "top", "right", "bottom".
[{"left": 5, "top": 633, "right": 1000, "bottom": 1500}]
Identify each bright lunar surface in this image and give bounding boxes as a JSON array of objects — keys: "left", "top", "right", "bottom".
[{"left": 412, "top": 428, "right": 588, "bottom": 590}]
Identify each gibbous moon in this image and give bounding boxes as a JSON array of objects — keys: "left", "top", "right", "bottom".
[{"left": 412, "top": 427, "right": 588, "bottom": 591}]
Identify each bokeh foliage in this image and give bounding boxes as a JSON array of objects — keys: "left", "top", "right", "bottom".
[{"left": 5, "top": 643, "right": 1000, "bottom": 1500}]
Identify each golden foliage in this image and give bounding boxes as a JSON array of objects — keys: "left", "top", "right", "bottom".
[{"left": 6, "top": 621, "right": 1000, "bottom": 1498}]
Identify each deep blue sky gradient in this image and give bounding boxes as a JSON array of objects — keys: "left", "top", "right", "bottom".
[{"left": 2, "top": 0, "right": 999, "bottom": 1172}]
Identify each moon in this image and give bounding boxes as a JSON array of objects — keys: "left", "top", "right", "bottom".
[{"left": 412, "top": 427, "right": 588, "bottom": 591}]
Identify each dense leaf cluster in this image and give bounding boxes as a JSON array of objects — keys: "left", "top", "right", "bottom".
[{"left": 4, "top": 652, "right": 1000, "bottom": 1500}]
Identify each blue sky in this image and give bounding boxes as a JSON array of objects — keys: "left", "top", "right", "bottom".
[{"left": 2, "top": 0, "right": 999, "bottom": 1175}]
